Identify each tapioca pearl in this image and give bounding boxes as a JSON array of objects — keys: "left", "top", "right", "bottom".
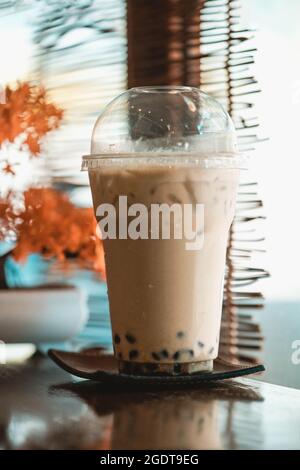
[
  {"left": 173, "top": 363, "right": 181, "bottom": 374},
  {"left": 129, "top": 350, "right": 139, "bottom": 360},
  {"left": 173, "top": 351, "right": 180, "bottom": 360},
  {"left": 177, "top": 331, "right": 185, "bottom": 339},
  {"left": 159, "top": 349, "right": 169, "bottom": 359},
  {"left": 114, "top": 334, "right": 121, "bottom": 344},
  {"left": 152, "top": 352, "right": 160, "bottom": 361},
  {"left": 125, "top": 333, "right": 136, "bottom": 344},
  {"left": 118, "top": 352, "right": 123, "bottom": 359},
  {"left": 173, "top": 349, "right": 194, "bottom": 360}
]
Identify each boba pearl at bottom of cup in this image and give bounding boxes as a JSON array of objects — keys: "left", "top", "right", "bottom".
[{"left": 118, "top": 359, "right": 213, "bottom": 376}]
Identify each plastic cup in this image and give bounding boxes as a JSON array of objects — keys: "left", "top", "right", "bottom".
[{"left": 82, "top": 86, "right": 245, "bottom": 376}]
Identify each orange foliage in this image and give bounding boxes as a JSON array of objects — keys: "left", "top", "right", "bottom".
[
  {"left": 0, "top": 188, "right": 106, "bottom": 278},
  {"left": 0, "top": 81, "right": 105, "bottom": 277},
  {"left": 0, "top": 82, "right": 63, "bottom": 156}
]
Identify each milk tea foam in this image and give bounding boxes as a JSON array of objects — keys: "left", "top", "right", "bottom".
[{"left": 89, "top": 161, "right": 239, "bottom": 374}]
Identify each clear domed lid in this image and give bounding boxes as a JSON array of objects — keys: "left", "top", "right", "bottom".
[{"left": 82, "top": 86, "right": 244, "bottom": 169}]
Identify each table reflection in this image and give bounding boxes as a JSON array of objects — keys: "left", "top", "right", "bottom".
[
  {"left": 0, "top": 356, "right": 263, "bottom": 450},
  {"left": 111, "top": 394, "right": 221, "bottom": 450}
]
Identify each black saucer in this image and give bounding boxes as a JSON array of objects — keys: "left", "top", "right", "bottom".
[{"left": 48, "top": 348, "right": 265, "bottom": 388}]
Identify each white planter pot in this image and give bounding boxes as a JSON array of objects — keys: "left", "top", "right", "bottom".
[{"left": 0, "top": 286, "right": 88, "bottom": 344}]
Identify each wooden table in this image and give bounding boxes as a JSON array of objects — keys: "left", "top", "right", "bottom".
[{"left": 1, "top": 355, "right": 300, "bottom": 450}]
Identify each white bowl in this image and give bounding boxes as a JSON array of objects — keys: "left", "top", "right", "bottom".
[{"left": 0, "top": 286, "right": 88, "bottom": 344}]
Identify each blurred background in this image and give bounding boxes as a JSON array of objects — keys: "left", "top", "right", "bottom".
[{"left": 0, "top": 0, "right": 299, "bottom": 388}]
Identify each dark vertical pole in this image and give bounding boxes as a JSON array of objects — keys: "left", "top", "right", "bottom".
[{"left": 127, "top": 0, "right": 204, "bottom": 88}]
